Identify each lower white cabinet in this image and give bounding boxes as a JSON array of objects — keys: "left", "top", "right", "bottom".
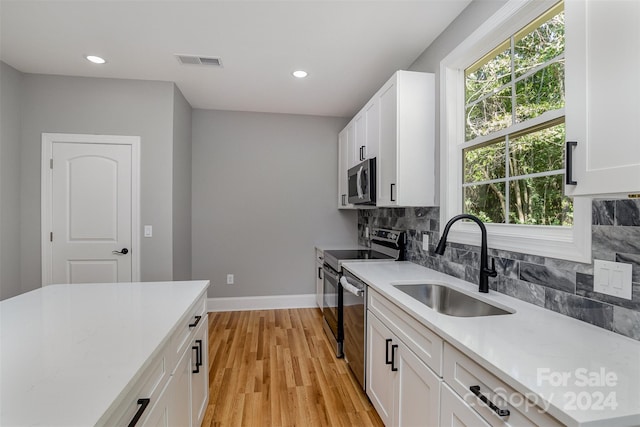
[
  {"left": 191, "top": 313, "right": 209, "bottom": 427},
  {"left": 99, "top": 294, "right": 208, "bottom": 427},
  {"left": 169, "top": 343, "right": 193, "bottom": 426},
  {"left": 367, "top": 311, "right": 440, "bottom": 426},
  {"left": 440, "top": 382, "right": 491, "bottom": 427}
]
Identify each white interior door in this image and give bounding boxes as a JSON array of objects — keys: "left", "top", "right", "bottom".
[{"left": 42, "top": 134, "right": 140, "bottom": 285}]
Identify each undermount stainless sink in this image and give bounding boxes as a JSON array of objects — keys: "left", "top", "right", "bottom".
[{"left": 393, "top": 283, "right": 513, "bottom": 317}]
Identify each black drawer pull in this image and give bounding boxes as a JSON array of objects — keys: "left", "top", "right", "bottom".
[
  {"left": 390, "top": 183, "right": 396, "bottom": 202},
  {"left": 385, "top": 338, "right": 393, "bottom": 365},
  {"left": 566, "top": 141, "right": 577, "bottom": 185},
  {"left": 391, "top": 344, "right": 398, "bottom": 371},
  {"left": 189, "top": 315, "right": 202, "bottom": 328},
  {"left": 128, "top": 398, "right": 150, "bottom": 427},
  {"left": 470, "top": 385, "right": 510, "bottom": 417},
  {"left": 318, "top": 266, "right": 322, "bottom": 280}
]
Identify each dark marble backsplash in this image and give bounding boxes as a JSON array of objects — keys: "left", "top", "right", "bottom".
[{"left": 358, "top": 200, "right": 640, "bottom": 341}]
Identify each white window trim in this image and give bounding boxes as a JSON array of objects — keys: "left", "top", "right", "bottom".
[{"left": 439, "top": 0, "right": 591, "bottom": 264}]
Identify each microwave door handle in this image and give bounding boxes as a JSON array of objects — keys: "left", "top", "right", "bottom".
[{"left": 356, "top": 166, "right": 364, "bottom": 199}]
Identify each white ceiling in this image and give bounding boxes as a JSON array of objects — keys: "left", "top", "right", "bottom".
[{"left": 0, "top": 0, "right": 471, "bottom": 118}]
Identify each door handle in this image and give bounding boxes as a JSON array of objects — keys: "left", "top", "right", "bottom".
[
  {"left": 112, "top": 248, "right": 129, "bottom": 255},
  {"left": 192, "top": 339, "right": 203, "bottom": 373},
  {"left": 566, "top": 141, "right": 577, "bottom": 185},
  {"left": 391, "top": 344, "right": 398, "bottom": 371},
  {"left": 385, "top": 338, "right": 393, "bottom": 365}
]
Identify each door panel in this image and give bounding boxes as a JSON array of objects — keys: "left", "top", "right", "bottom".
[{"left": 51, "top": 142, "right": 132, "bottom": 284}]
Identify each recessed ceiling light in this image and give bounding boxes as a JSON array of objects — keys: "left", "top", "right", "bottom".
[
  {"left": 85, "top": 55, "right": 106, "bottom": 64},
  {"left": 292, "top": 70, "right": 308, "bottom": 78}
]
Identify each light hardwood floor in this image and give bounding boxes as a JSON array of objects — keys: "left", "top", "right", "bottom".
[{"left": 201, "top": 308, "right": 383, "bottom": 427}]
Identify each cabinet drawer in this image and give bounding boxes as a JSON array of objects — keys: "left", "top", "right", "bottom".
[
  {"left": 315, "top": 248, "right": 324, "bottom": 264},
  {"left": 368, "top": 288, "right": 443, "bottom": 376},
  {"left": 97, "top": 347, "right": 170, "bottom": 427},
  {"left": 443, "top": 343, "right": 562, "bottom": 427},
  {"left": 170, "top": 294, "right": 207, "bottom": 371}
]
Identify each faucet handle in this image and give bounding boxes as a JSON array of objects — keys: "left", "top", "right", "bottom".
[{"left": 487, "top": 258, "right": 498, "bottom": 277}]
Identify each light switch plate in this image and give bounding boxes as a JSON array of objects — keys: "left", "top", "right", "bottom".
[
  {"left": 144, "top": 225, "right": 152, "bottom": 237},
  {"left": 422, "top": 233, "right": 429, "bottom": 251},
  {"left": 593, "top": 259, "right": 632, "bottom": 300}
]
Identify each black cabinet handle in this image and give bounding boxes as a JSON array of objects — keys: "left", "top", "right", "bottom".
[
  {"left": 391, "top": 344, "right": 398, "bottom": 371},
  {"left": 192, "top": 339, "right": 203, "bottom": 373},
  {"left": 189, "top": 315, "right": 202, "bottom": 328},
  {"left": 469, "top": 385, "right": 510, "bottom": 417},
  {"left": 127, "top": 398, "right": 150, "bottom": 427},
  {"left": 112, "top": 248, "right": 129, "bottom": 255},
  {"left": 385, "top": 338, "right": 393, "bottom": 365},
  {"left": 361, "top": 145, "right": 366, "bottom": 160},
  {"left": 390, "top": 184, "right": 396, "bottom": 202},
  {"left": 318, "top": 267, "right": 322, "bottom": 280},
  {"left": 566, "top": 141, "right": 577, "bottom": 185}
]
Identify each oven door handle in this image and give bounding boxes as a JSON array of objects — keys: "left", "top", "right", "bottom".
[
  {"left": 340, "top": 276, "right": 364, "bottom": 297},
  {"left": 323, "top": 265, "right": 340, "bottom": 282}
]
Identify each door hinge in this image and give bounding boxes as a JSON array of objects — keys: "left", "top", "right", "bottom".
[
  {"left": 50, "top": 232, "right": 53, "bottom": 242},
  {"left": 50, "top": 159, "right": 53, "bottom": 169}
]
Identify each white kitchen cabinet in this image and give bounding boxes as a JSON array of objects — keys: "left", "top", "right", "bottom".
[
  {"left": 367, "top": 312, "right": 395, "bottom": 425},
  {"left": 564, "top": 0, "right": 640, "bottom": 197},
  {"left": 443, "top": 343, "right": 562, "bottom": 427},
  {"left": 440, "top": 382, "right": 491, "bottom": 427},
  {"left": 354, "top": 112, "right": 366, "bottom": 165},
  {"left": 191, "top": 314, "right": 209, "bottom": 427},
  {"left": 376, "top": 70, "right": 435, "bottom": 207},
  {"left": 338, "top": 127, "right": 355, "bottom": 209},
  {"left": 140, "top": 381, "right": 171, "bottom": 427},
  {"left": 168, "top": 343, "right": 193, "bottom": 427},
  {"left": 367, "top": 311, "right": 440, "bottom": 427},
  {"left": 315, "top": 248, "right": 324, "bottom": 309}
]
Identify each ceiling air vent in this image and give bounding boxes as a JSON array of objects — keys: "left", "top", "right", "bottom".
[{"left": 176, "top": 54, "right": 223, "bottom": 67}]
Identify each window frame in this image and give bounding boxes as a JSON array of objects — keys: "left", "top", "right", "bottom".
[{"left": 439, "top": 0, "right": 591, "bottom": 263}]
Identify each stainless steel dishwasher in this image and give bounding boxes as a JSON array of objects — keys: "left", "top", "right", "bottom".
[{"left": 340, "top": 269, "right": 367, "bottom": 390}]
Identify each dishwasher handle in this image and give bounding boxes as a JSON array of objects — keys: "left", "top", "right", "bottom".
[{"left": 340, "top": 276, "right": 364, "bottom": 297}]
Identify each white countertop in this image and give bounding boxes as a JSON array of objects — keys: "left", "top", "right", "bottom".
[
  {"left": 342, "top": 261, "right": 640, "bottom": 427},
  {"left": 0, "top": 280, "right": 209, "bottom": 427}
]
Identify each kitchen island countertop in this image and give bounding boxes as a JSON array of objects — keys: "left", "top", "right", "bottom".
[{"left": 0, "top": 280, "right": 209, "bottom": 426}]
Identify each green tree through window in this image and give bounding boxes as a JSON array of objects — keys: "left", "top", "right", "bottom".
[{"left": 462, "top": 2, "right": 571, "bottom": 226}]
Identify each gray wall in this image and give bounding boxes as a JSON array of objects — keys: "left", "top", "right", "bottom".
[
  {"left": 0, "top": 61, "right": 24, "bottom": 300},
  {"left": 172, "top": 85, "right": 193, "bottom": 281},
  {"left": 408, "top": 0, "right": 508, "bottom": 203},
  {"left": 19, "top": 74, "right": 176, "bottom": 291},
  {"left": 192, "top": 110, "right": 356, "bottom": 298}
]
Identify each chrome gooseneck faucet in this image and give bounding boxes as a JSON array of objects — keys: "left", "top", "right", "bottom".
[{"left": 434, "top": 214, "right": 497, "bottom": 293}]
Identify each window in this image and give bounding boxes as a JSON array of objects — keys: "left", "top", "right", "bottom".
[
  {"left": 440, "top": 0, "right": 591, "bottom": 263},
  {"left": 463, "top": 3, "right": 569, "bottom": 226}
]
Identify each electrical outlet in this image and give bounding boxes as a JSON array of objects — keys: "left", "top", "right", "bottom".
[
  {"left": 226, "top": 274, "right": 234, "bottom": 285},
  {"left": 422, "top": 233, "right": 429, "bottom": 251},
  {"left": 144, "top": 225, "right": 152, "bottom": 237},
  {"left": 594, "top": 260, "right": 632, "bottom": 299}
]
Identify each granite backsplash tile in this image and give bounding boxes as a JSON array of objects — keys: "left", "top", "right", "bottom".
[{"left": 358, "top": 199, "right": 640, "bottom": 341}]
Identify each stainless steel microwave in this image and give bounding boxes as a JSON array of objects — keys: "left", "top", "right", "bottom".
[{"left": 348, "top": 158, "right": 376, "bottom": 205}]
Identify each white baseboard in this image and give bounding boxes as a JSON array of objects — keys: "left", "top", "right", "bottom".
[{"left": 207, "top": 293, "right": 318, "bottom": 312}]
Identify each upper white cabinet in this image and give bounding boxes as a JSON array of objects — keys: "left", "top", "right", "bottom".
[
  {"left": 338, "top": 128, "right": 355, "bottom": 209},
  {"left": 565, "top": 0, "right": 640, "bottom": 197},
  {"left": 377, "top": 71, "right": 435, "bottom": 207},
  {"left": 337, "top": 70, "right": 436, "bottom": 209}
]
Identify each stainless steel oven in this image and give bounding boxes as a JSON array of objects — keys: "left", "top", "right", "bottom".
[{"left": 321, "top": 228, "right": 406, "bottom": 359}]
